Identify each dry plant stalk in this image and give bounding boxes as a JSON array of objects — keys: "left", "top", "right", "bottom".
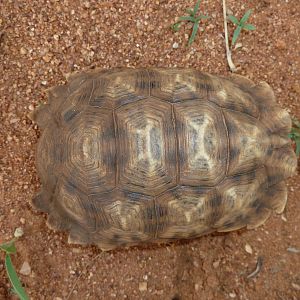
[{"left": 222, "top": 0, "right": 236, "bottom": 72}]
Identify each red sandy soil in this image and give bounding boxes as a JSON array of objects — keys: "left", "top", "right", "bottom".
[{"left": 0, "top": 1, "right": 299, "bottom": 299}]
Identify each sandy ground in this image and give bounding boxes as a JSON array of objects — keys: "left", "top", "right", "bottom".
[{"left": 0, "top": 0, "right": 299, "bottom": 299}]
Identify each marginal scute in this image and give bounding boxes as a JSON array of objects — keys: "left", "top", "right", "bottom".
[
  {"left": 46, "top": 211, "right": 70, "bottom": 231},
  {"left": 47, "top": 85, "right": 69, "bottom": 103},
  {"left": 265, "top": 145, "right": 297, "bottom": 186},
  {"left": 262, "top": 181, "right": 287, "bottom": 214},
  {"left": 36, "top": 124, "right": 59, "bottom": 188},
  {"left": 32, "top": 68, "right": 297, "bottom": 249},
  {"left": 246, "top": 207, "right": 271, "bottom": 229},
  {"left": 208, "top": 76, "right": 259, "bottom": 118},
  {"left": 214, "top": 168, "right": 267, "bottom": 230},
  {"left": 224, "top": 110, "right": 270, "bottom": 176},
  {"left": 229, "top": 74, "right": 255, "bottom": 90},
  {"left": 68, "top": 226, "right": 91, "bottom": 245},
  {"left": 31, "top": 189, "right": 52, "bottom": 213},
  {"left": 30, "top": 104, "right": 52, "bottom": 129},
  {"left": 260, "top": 106, "right": 292, "bottom": 136},
  {"left": 156, "top": 186, "right": 221, "bottom": 239},
  {"left": 149, "top": 68, "right": 210, "bottom": 101},
  {"left": 88, "top": 191, "right": 155, "bottom": 247},
  {"left": 89, "top": 68, "right": 149, "bottom": 109},
  {"left": 250, "top": 81, "right": 276, "bottom": 106}
]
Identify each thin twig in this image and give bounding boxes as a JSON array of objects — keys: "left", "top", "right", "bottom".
[
  {"left": 247, "top": 256, "right": 263, "bottom": 279},
  {"left": 66, "top": 252, "right": 102, "bottom": 299},
  {"left": 222, "top": 0, "right": 236, "bottom": 72}
]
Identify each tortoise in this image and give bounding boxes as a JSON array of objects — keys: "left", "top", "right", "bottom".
[{"left": 31, "top": 68, "right": 297, "bottom": 251}]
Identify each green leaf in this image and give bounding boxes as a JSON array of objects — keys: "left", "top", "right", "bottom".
[
  {"left": 186, "top": 8, "right": 194, "bottom": 15},
  {"left": 5, "top": 254, "right": 30, "bottom": 300},
  {"left": 293, "top": 132, "right": 300, "bottom": 137},
  {"left": 228, "top": 15, "right": 239, "bottom": 25},
  {"left": 243, "top": 23, "right": 256, "bottom": 30},
  {"left": 195, "top": 15, "right": 209, "bottom": 22},
  {"left": 0, "top": 240, "right": 16, "bottom": 254},
  {"left": 193, "top": 0, "right": 201, "bottom": 15},
  {"left": 171, "top": 22, "right": 181, "bottom": 32},
  {"left": 290, "top": 127, "right": 300, "bottom": 137},
  {"left": 200, "top": 15, "right": 209, "bottom": 20},
  {"left": 232, "top": 26, "right": 242, "bottom": 46},
  {"left": 292, "top": 118, "right": 300, "bottom": 128},
  {"left": 178, "top": 16, "right": 196, "bottom": 22},
  {"left": 295, "top": 139, "right": 300, "bottom": 157},
  {"left": 241, "top": 9, "right": 253, "bottom": 24},
  {"left": 188, "top": 21, "right": 200, "bottom": 46}
]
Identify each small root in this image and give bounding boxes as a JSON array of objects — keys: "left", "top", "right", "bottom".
[
  {"left": 222, "top": 0, "right": 237, "bottom": 72},
  {"left": 247, "top": 256, "right": 263, "bottom": 279}
]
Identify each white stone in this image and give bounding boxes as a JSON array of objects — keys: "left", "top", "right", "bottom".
[
  {"left": 172, "top": 42, "right": 179, "bottom": 49},
  {"left": 20, "top": 261, "right": 31, "bottom": 276},
  {"left": 14, "top": 227, "right": 24, "bottom": 238},
  {"left": 245, "top": 243, "right": 253, "bottom": 254}
]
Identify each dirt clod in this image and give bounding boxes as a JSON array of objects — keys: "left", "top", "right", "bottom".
[{"left": 138, "top": 282, "right": 147, "bottom": 292}]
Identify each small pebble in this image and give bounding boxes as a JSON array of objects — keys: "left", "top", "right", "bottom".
[
  {"left": 10, "top": 118, "right": 19, "bottom": 124},
  {"left": 287, "top": 247, "right": 300, "bottom": 253},
  {"left": 194, "top": 283, "right": 199, "bottom": 291},
  {"left": 20, "top": 261, "right": 31, "bottom": 276},
  {"left": 172, "top": 42, "right": 179, "bottom": 49},
  {"left": 229, "top": 292, "right": 236, "bottom": 298},
  {"left": 20, "top": 218, "right": 26, "bottom": 224},
  {"left": 212, "top": 260, "right": 220, "bottom": 268},
  {"left": 143, "top": 274, "right": 148, "bottom": 280},
  {"left": 245, "top": 243, "right": 253, "bottom": 254},
  {"left": 20, "top": 47, "right": 27, "bottom": 55},
  {"left": 14, "top": 227, "right": 24, "bottom": 238},
  {"left": 139, "top": 282, "right": 147, "bottom": 292},
  {"left": 72, "top": 248, "right": 82, "bottom": 254},
  {"left": 193, "top": 260, "right": 199, "bottom": 268},
  {"left": 42, "top": 54, "right": 52, "bottom": 63},
  {"left": 234, "top": 42, "right": 243, "bottom": 50},
  {"left": 275, "top": 40, "right": 286, "bottom": 50},
  {"left": 226, "top": 8, "right": 233, "bottom": 15},
  {"left": 292, "top": 283, "right": 300, "bottom": 291}
]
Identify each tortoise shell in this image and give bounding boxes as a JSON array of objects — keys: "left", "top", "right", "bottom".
[{"left": 32, "top": 68, "right": 297, "bottom": 250}]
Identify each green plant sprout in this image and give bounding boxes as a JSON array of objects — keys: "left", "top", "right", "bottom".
[
  {"left": 228, "top": 9, "right": 256, "bottom": 47},
  {"left": 0, "top": 239, "right": 29, "bottom": 300},
  {"left": 288, "top": 118, "right": 300, "bottom": 157},
  {"left": 172, "top": 0, "right": 209, "bottom": 46}
]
